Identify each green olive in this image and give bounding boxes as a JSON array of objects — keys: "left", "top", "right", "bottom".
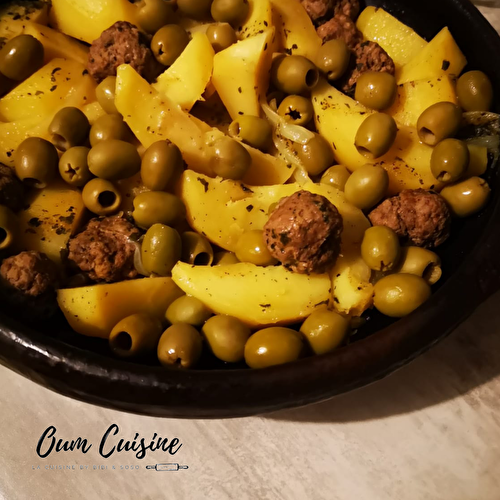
[
  {"left": 294, "top": 133, "right": 334, "bottom": 176},
  {"left": 300, "top": 307, "right": 349, "bottom": 355},
  {"left": 0, "top": 205, "right": 18, "bottom": 250},
  {"left": 157, "top": 323, "right": 203, "bottom": 368},
  {"left": 142, "top": 223, "right": 182, "bottom": 276},
  {"left": 133, "top": 191, "right": 186, "bottom": 229},
  {"left": 141, "top": 140, "right": 184, "bottom": 191},
  {"left": 213, "top": 251, "right": 240, "bottom": 265},
  {"left": 277, "top": 95, "right": 314, "bottom": 126},
  {"left": 89, "top": 114, "right": 134, "bottom": 146},
  {"left": 0, "top": 35, "right": 44, "bottom": 81},
  {"left": 361, "top": 225, "right": 401, "bottom": 272},
  {"left": 271, "top": 55, "right": 319, "bottom": 95},
  {"left": 235, "top": 230, "right": 276, "bottom": 266},
  {"left": 202, "top": 315, "right": 251, "bottom": 363},
  {"left": 244, "top": 327, "right": 304, "bottom": 369},
  {"left": 210, "top": 0, "right": 249, "bottom": 26},
  {"left": 137, "top": 0, "right": 176, "bottom": 34},
  {"left": 457, "top": 70, "right": 493, "bottom": 112},
  {"left": 320, "top": 165, "right": 351, "bottom": 191},
  {"left": 151, "top": 25, "right": 189, "bottom": 66},
  {"left": 88, "top": 140, "right": 141, "bottom": 180},
  {"left": 316, "top": 39, "right": 350, "bottom": 81},
  {"left": 395, "top": 247, "right": 442, "bottom": 285},
  {"left": 228, "top": 115, "right": 272, "bottom": 152},
  {"left": 373, "top": 273, "right": 431, "bottom": 318},
  {"left": 58, "top": 147, "right": 92, "bottom": 187},
  {"left": 344, "top": 165, "right": 389, "bottom": 210},
  {"left": 354, "top": 71, "right": 397, "bottom": 111},
  {"left": 417, "top": 102, "right": 462, "bottom": 146},
  {"left": 166, "top": 295, "right": 212, "bottom": 327},
  {"left": 49, "top": 107, "right": 90, "bottom": 152},
  {"left": 82, "top": 178, "right": 122, "bottom": 215},
  {"left": 178, "top": 0, "right": 212, "bottom": 19},
  {"left": 14, "top": 137, "right": 58, "bottom": 189},
  {"left": 109, "top": 313, "right": 163, "bottom": 358},
  {"left": 206, "top": 23, "right": 236, "bottom": 53},
  {"left": 95, "top": 76, "right": 118, "bottom": 115},
  {"left": 181, "top": 231, "right": 214, "bottom": 265},
  {"left": 355, "top": 113, "right": 398, "bottom": 159},
  {"left": 430, "top": 138, "right": 469, "bottom": 183},
  {"left": 440, "top": 176, "right": 491, "bottom": 218},
  {"left": 209, "top": 136, "right": 252, "bottom": 180}
]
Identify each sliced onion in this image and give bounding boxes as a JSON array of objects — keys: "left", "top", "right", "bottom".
[
  {"left": 466, "top": 134, "right": 500, "bottom": 152},
  {"left": 272, "top": 132, "right": 310, "bottom": 186},
  {"left": 132, "top": 241, "right": 149, "bottom": 277},
  {"left": 261, "top": 97, "right": 315, "bottom": 145}
]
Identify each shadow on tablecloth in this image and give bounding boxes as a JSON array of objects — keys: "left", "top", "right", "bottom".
[{"left": 266, "top": 291, "right": 500, "bottom": 423}]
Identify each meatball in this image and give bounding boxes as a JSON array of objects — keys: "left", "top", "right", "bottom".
[
  {"left": 316, "top": 13, "right": 362, "bottom": 48},
  {"left": 342, "top": 41, "right": 396, "bottom": 93},
  {"left": 68, "top": 216, "right": 141, "bottom": 283},
  {"left": 0, "top": 163, "right": 25, "bottom": 212},
  {"left": 264, "top": 191, "right": 343, "bottom": 274},
  {"left": 369, "top": 189, "right": 451, "bottom": 248},
  {"left": 301, "top": 0, "right": 359, "bottom": 23},
  {"left": 1, "top": 251, "right": 59, "bottom": 297},
  {"left": 88, "top": 21, "right": 162, "bottom": 83}
]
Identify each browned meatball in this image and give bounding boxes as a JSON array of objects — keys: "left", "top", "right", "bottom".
[
  {"left": 264, "top": 191, "right": 343, "bottom": 274},
  {"left": 68, "top": 216, "right": 141, "bottom": 283},
  {"left": 88, "top": 21, "right": 162, "bottom": 83},
  {"left": 342, "top": 41, "right": 396, "bottom": 93},
  {"left": 369, "top": 189, "right": 451, "bottom": 248},
  {"left": 317, "top": 13, "right": 362, "bottom": 48},
  {"left": 0, "top": 163, "right": 25, "bottom": 212},
  {"left": 301, "top": 0, "right": 359, "bottom": 23},
  {"left": 1, "top": 251, "right": 59, "bottom": 297}
]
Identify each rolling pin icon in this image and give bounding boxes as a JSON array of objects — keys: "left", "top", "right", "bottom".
[{"left": 146, "top": 463, "right": 189, "bottom": 471}]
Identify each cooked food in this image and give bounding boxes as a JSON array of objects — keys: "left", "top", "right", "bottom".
[{"left": 0, "top": 0, "right": 494, "bottom": 370}]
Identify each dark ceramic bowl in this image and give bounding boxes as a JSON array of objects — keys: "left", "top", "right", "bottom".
[{"left": 1, "top": 0, "right": 500, "bottom": 418}]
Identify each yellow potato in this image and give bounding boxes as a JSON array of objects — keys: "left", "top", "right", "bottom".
[
  {"left": 0, "top": 1, "right": 50, "bottom": 25},
  {"left": 179, "top": 170, "right": 369, "bottom": 252},
  {"left": 57, "top": 278, "right": 184, "bottom": 338},
  {"left": 154, "top": 32, "right": 215, "bottom": 112},
  {"left": 16, "top": 180, "right": 86, "bottom": 265},
  {"left": 177, "top": 17, "right": 210, "bottom": 36},
  {"left": 178, "top": 170, "right": 373, "bottom": 316},
  {"left": 0, "top": 18, "right": 25, "bottom": 40},
  {"left": 172, "top": 262, "right": 332, "bottom": 327},
  {"left": 212, "top": 28, "right": 274, "bottom": 120},
  {"left": 239, "top": 0, "right": 274, "bottom": 39},
  {"left": 21, "top": 21, "right": 90, "bottom": 65},
  {"left": 49, "top": 0, "right": 140, "bottom": 43},
  {"left": 388, "top": 76, "right": 458, "bottom": 128},
  {"left": 116, "top": 64, "right": 292, "bottom": 186},
  {"left": 0, "top": 58, "right": 96, "bottom": 122},
  {"left": 312, "top": 79, "right": 440, "bottom": 194},
  {"left": 398, "top": 27, "right": 467, "bottom": 84},
  {"left": 82, "top": 101, "right": 106, "bottom": 125},
  {"left": 356, "top": 6, "right": 427, "bottom": 69},
  {"left": 270, "top": 0, "right": 321, "bottom": 61}
]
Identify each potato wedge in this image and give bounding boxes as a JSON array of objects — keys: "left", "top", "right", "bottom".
[
  {"left": 212, "top": 29, "right": 274, "bottom": 120},
  {"left": 16, "top": 180, "right": 86, "bottom": 265},
  {"left": 116, "top": 64, "right": 292, "bottom": 186},
  {"left": 0, "top": 58, "right": 96, "bottom": 122},
  {"left": 270, "top": 0, "right": 321, "bottom": 61},
  {"left": 57, "top": 278, "right": 184, "bottom": 338},
  {"left": 398, "top": 27, "right": 467, "bottom": 84},
  {"left": 312, "top": 79, "right": 440, "bottom": 194},
  {"left": 172, "top": 262, "right": 331, "bottom": 327},
  {"left": 356, "top": 6, "right": 427, "bottom": 69},
  {"left": 179, "top": 170, "right": 369, "bottom": 252},
  {"left": 239, "top": 0, "right": 274, "bottom": 39},
  {"left": 49, "top": 0, "right": 140, "bottom": 43},
  {"left": 154, "top": 32, "right": 214, "bottom": 112},
  {"left": 388, "top": 76, "right": 458, "bottom": 128}
]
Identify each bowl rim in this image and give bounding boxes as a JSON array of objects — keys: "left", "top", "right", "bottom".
[{"left": 1, "top": 0, "right": 500, "bottom": 418}]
